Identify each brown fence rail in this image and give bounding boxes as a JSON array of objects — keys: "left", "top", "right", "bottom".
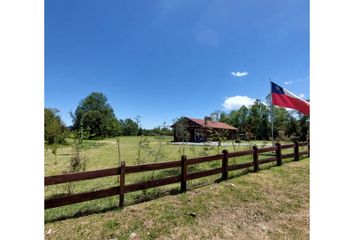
[
  {"left": 45, "top": 167, "right": 120, "bottom": 186},
  {"left": 45, "top": 141, "right": 309, "bottom": 209}
]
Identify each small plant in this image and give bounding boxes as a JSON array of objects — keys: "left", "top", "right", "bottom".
[
  {"left": 178, "top": 144, "right": 187, "bottom": 156},
  {"left": 45, "top": 143, "right": 49, "bottom": 153},
  {"left": 290, "top": 133, "right": 300, "bottom": 142},
  {"left": 245, "top": 130, "right": 254, "bottom": 141},
  {"left": 139, "top": 175, "right": 151, "bottom": 198},
  {"left": 150, "top": 140, "right": 167, "bottom": 180},
  {"left": 260, "top": 141, "right": 268, "bottom": 149},
  {"left": 67, "top": 143, "right": 87, "bottom": 173},
  {"left": 51, "top": 144, "right": 58, "bottom": 165},
  {"left": 136, "top": 136, "right": 150, "bottom": 165},
  {"left": 217, "top": 139, "right": 221, "bottom": 154},
  {"left": 63, "top": 182, "right": 75, "bottom": 195},
  {"left": 63, "top": 141, "right": 88, "bottom": 194},
  {"left": 199, "top": 141, "right": 213, "bottom": 157},
  {"left": 231, "top": 140, "right": 241, "bottom": 164},
  {"left": 72, "top": 128, "right": 90, "bottom": 143},
  {"left": 276, "top": 130, "right": 290, "bottom": 143},
  {"left": 215, "top": 131, "right": 227, "bottom": 154},
  {"left": 246, "top": 141, "right": 253, "bottom": 151},
  {"left": 189, "top": 145, "right": 196, "bottom": 158},
  {"left": 116, "top": 137, "right": 121, "bottom": 166}
]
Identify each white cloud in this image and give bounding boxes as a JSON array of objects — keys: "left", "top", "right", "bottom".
[
  {"left": 284, "top": 81, "right": 293, "bottom": 85},
  {"left": 222, "top": 96, "right": 256, "bottom": 110},
  {"left": 231, "top": 71, "right": 248, "bottom": 77}
]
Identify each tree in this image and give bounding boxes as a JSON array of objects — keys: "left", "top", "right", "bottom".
[
  {"left": 71, "top": 92, "right": 120, "bottom": 139},
  {"left": 210, "top": 110, "right": 221, "bottom": 122},
  {"left": 120, "top": 118, "right": 139, "bottom": 136},
  {"left": 231, "top": 106, "right": 249, "bottom": 133},
  {"left": 246, "top": 100, "right": 270, "bottom": 140},
  {"left": 158, "top": 122, "right": 173, "bottom": 136},
  {"left": 45, "top": 108, "right": 68, "bottom": 144},
  {"left": 219, "top": 111, "right": 230, "bottom": 124},
  {"left": 212, "top": 96, "right": 309, "bottom": 141},
  {"left": 272, "top": 107, "right": 291, "bottom": 139},
  {"left": 286, "top": 115, "right": 300, "bottom": 139},
  {"left": 298, "top": 114, "right": 309, "bottom": 141}
]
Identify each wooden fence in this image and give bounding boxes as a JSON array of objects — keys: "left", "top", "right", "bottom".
[{"left": 45, "top": 141, "right": 309, "bottom": 209}]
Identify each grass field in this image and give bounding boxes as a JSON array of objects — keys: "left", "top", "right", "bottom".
[
  {"left": 45, "top": 136, "right": 276, "bottom": 176},
  {"left": 45, "top": 156, "right": 309, "bottom": 239},
  {"left": 44, "top": 136, "right": 307, "bottom": 228}
]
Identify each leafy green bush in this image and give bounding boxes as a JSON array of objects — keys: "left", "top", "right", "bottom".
[{"left": 45, "top": 108, "right": 68, "bottom": 144}]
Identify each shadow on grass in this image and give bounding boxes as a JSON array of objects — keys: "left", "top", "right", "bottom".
[
  {"left": 45, "top": 205, "right": 121, "bottom": 223},
  {"left": 45, "top": 187, "right": 181, "bottom": 223},
  {"left": 130, "top": 187, "right": 181, "bottom": 205},
  {"left": 259, "top": 152, "right": 276, "bottom": 157},
  {"left": 58, "top": 153, "right": 72, "bottom": 156},
  {"left": 45, "top": 156, "right": 308, "bottom": 223}
]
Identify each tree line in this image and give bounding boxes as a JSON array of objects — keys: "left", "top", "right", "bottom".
[
  {"left": 217, "top": 99, "right": 309, "bottom": 142},
  {"left": 45, "top": 92, "right": 309, "bottom": 144},
  {"left": 45, "top": 92, "right": 172, "bottom": 144}
]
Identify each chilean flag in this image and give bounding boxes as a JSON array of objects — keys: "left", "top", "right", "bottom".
[{"left": 271, "top": 81, "right": 310, "bottom": 116}]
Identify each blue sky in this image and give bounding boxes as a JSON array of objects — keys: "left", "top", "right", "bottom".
[{"left": 45, "top": 0, "right": 309, "bottom": 129}]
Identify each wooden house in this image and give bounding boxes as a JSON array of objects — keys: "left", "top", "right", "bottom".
[{"left": 171, "top": 117, "right": 238, "bottom": 142}]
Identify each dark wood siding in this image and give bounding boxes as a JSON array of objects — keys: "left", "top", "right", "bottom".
[{"left": 172, "top": 118, "right": 237, "bottom": 142}]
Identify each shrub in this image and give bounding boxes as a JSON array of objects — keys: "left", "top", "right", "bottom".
[
  {"left": 63, "top": 141, "right": 88, "bottom": 194},
  {"left": 45, "top": 108, "right": 68, "bottom": 144},
  {"left": 290, "top": 133, "right": 300, "bottom": 142}
]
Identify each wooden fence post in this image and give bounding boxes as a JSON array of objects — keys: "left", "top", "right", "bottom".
[
  {"left": 308, "top": 140, "right": 310, "bottom": 157},
  {"left": 180, "top": 155, "right": 187, "bottom": 193},
  {"left": 276, "top": 143, "right": 282, "bottom": 166},
  {"left": 222, "top": 150, "right": 229, "bottom": 180},
  {"left": 294, "top": 141, "right": 299, "bottom": 161},
  {"left": 253, "top": 146, "right": 259, "bottom": 172},
  {"left": 119, "top": 161, "right": 126, "bottom": 208}
]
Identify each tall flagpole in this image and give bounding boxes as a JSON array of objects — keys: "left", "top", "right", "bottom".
[{"left": 270, "top": 79, "right": 274, "bottom": 146}]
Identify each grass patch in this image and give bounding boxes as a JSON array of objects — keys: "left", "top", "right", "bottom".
[
  {"left": 45, "top": 137, "right": 305, "bottom": 224},
  {"left": 45, "top": 158, "right": 309, "bottom": 239}
]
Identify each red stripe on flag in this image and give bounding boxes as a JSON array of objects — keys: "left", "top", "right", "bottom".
[{"left": 272, "top": 93, "right": 310, "bottom": 115}]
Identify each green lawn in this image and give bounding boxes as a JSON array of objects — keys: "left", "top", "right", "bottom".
[
  {"left": 45, "top": 136, "right": 267, "bottom": 175},
  {"left": 45, "top": 136, "right": 305, "bottom": 223},
  {"left": 45, "top": 157, "right": 309, "bottom": 240}
]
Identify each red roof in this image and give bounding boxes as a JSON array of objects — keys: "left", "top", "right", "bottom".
[{"left": 187, "top": 117, "right": 237, "bottom": 130}]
